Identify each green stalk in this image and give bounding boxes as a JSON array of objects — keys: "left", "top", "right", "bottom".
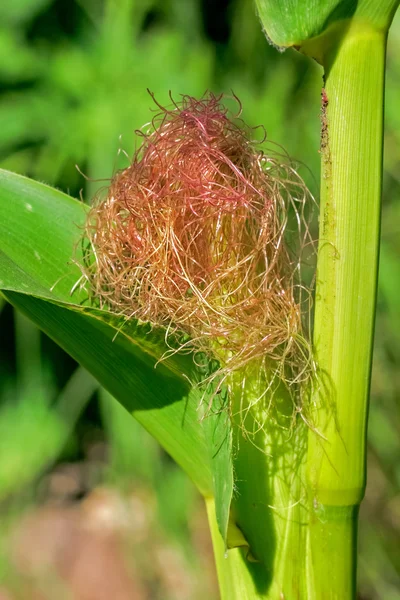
[{"left": 307, "top": 21, "right": 387, "bottom": 596}]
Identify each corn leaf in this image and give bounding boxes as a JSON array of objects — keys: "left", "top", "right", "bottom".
[
  {"left": 0, "top": 169, "right": 234, "bottom": 540},
  {"left": 255, "top": 0, "right": 400, "bottom": 49}
]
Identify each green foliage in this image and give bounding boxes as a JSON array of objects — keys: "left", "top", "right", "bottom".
[
  {"left": 0, "top": 0, "right": 51, "bottom": 26},
  {"left": 0, "top": 170, "right": 209, "bottom": 491},
  {"left": 0, "top": 306, "right": 98, "bottom": 498},
  {"left": 0, "top": 0, "right": 212, "bottom": 197},
  {"left": 0, "top": 168, "right": 237, "bottom": 544},
  {"left": 0, "top": 392, "right": 65, "bottom": 498},
  {"left": 255, "top": 0, "right": 400, "bottom": 49}
]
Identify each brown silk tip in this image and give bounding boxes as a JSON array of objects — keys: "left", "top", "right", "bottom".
[{"left": 81, "top": 92, "right": 314, "bottom": 402}]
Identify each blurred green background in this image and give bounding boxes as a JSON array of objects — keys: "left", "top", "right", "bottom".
[{"left": 0, "top": 1, "right": 399, "bottom": 598}]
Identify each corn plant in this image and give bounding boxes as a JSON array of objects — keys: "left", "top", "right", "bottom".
[{"left": 0, "top": 1, "right": 399, "bottom": 598}]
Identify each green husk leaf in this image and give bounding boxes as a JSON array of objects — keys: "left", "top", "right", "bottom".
[{"left": 203, "top": 389, "right": 234, "bottom": 546}]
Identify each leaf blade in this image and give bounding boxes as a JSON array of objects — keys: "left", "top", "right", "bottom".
[
  {"left": 255, "top": 0, "right": 399, "bottom": 49},
  {"left": 4, "top": 290, "right": 213, "bottom": 495},
  {"left": 0, "top": 168, "right": 235, "bottom": 531},
  {"left": 0, "top": 169, "right": 213, "bottom": 495}
]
